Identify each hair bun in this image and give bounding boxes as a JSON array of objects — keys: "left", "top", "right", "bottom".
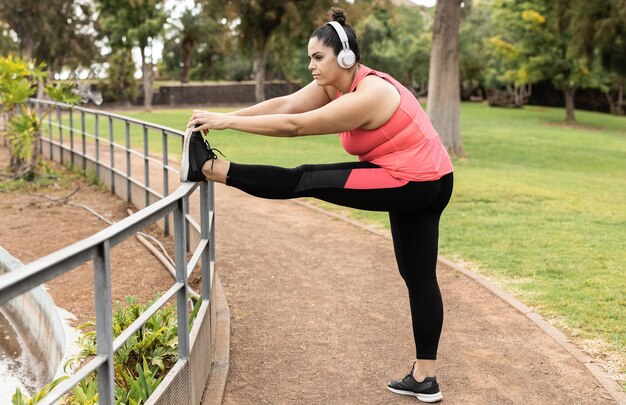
[{"left": 329, "top": 7, "right": 347, "bottom": 25}]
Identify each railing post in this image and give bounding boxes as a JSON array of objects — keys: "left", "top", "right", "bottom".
[
  {"left": 69, "top": 107, "right": 75, "bottom": 167},
  {"left": 48, "top": 108, "right": 53, "bottom": 158},
  {"left": 183, "top": 198, "right": 191, "bottom": 252},
  {"left": 162, "top": 130, "right": 170, "bottom": 236},
  {"left": 200, "top": 182, "right": 211, "bottom": 300},
  {"left": 143, "top": 125, "right": 150, "bottom": 207},
  {"left": 57, "top": 105, "right": 63, "bottom": 164},
  {"left": 109, "top": 116, "right": 115, "bottom": 194},
  {"left": 126, "top": 121, "right": 131, "bottom": 203},
  {"left": 34, "top": 101, "right": 43, "bottom": 154},
  {"left": 174, "top": 199, "right": 190, "bottom": 359},
  {"left": 94, "top": 240, "right": 115, "bottom": 404},
  {"left": 208, "top": 182, "right": 216, "bottom": 280},
  {"left": 81, "top": 110, "right": 86, "bottom": 172},
  {"left": 95, "top": 114, "right": 100, "bottom": 178}
]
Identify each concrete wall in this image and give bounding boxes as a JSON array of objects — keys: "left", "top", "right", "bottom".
[
  {"left": 136, "top": 82, "right": 301, "bottom": 106},
  {"left": 0, "top": 246, "right": 67, "bottom": 389}
]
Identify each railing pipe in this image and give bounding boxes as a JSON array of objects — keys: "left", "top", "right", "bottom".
[
  {"left": 143, "top": 125, "right": 150, "bottom": 206},
  {"left": 126, "top": 120, "right": 131, "bottom": 202},
  {"left": 162, "top": 129, "right": 170, "bottom": 236},
  {"left": 94, "top": 240, "right": 115, "bottom": 403},
  {"left": 95, "top": 113, "right": 100, "bottom": 177},
  {"left": 201, "top": 182, "right": 212, "bottom": 300},
  {"left": 69, "top": 107, "right": 75, "bottom": 166},
  {"left": 81, "top": 110, "right": 86, "bottom": 171},
  {"left": 109, "top": 116, "right": 115, "bottom": 194},
  {"left": 174, "top": 199, "right": 190, "bottom": 360}
]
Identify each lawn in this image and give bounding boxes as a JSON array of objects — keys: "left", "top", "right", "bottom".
[{"left": 119, "top": 103, "right": 625, "bottom": 384}]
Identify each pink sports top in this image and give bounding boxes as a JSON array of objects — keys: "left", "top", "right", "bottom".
[{"left": 337, "top": 65, "right": 453, "bottom": 182}]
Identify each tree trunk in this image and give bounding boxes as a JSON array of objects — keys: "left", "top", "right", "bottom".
[
  {"left": 427, "top": 0, "right": 465, "bottom": 157},
  {"left": 181, "top": 40, "right": 193, "bottom": 84},
  {"left": 253, "top": 46, "right": 268, "bottom": 103},
  {"left": 618, "top": 79, "right": 624, "bottom": 115},
  {"left": 20, "top": 31, "right": 34, "bottom": 61},
  {"left": 141, "top": 48, "right": 153, "bottom": 112},
  {"left": 563, "top": 86, "right": 576, "bottom": 123}
]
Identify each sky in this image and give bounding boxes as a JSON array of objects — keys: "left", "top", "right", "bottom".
[{"left": 412, "top": 0, "right": 437, "bottom": 6}]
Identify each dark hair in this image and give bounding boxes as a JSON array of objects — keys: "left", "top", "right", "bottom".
[{"left": 310, "top": 7, "right": 360, "bottom": 64}]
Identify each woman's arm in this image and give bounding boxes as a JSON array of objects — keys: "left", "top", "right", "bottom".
[
  {"left": 189, "top": 76, "right": 400, "bottom": 137},
  {"left": 228, "top": 81, "right": 332, "bottom": 116}
]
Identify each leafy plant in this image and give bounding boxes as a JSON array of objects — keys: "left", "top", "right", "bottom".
[
  {"left": 12, "top": 293, "right": 201, "bottom": 404},
  {"left": 0, "top": 55, "right": 81, "bottom": 179},
  {"left": 12, "top": 376, "right": 69, "bottom": 405}
]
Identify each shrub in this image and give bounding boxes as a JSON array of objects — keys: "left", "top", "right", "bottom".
[{"left": 12, "top": 294, "right": 202, "bottom": 404}]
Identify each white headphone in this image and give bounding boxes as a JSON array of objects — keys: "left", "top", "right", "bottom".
[{"left": 326, "top": 21, "right": 356, "bottom": 69}]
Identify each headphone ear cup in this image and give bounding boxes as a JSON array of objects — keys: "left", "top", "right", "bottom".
[
  {"left": 337, "top": 49, "right": 356, "bottom": 69},
  {"left": 343, "top": 50, "right": 356, "bottom": 68}
]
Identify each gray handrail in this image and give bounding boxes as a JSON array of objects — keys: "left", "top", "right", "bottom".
[
  {"left": 30, "top": 98, "right": 186, "bottom": 235},
  {"left": 0, "top": 101, "right": 216, "bottom": 404}
]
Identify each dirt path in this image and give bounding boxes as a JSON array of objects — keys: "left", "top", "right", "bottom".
[
  {"left": 0, "top": 143, "right": 620, "bottom": 404},
  {"left": 213, "top": 184, "right": 618, "bottom": 404},
  {"left": 0, "top": 147, "right": 176, "bottom": 325}
]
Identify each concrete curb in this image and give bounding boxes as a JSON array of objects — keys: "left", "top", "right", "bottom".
[
  {"left": 200, "top": 275, "right": 231, "bottom": 405},
  {"left": 292, "top": 199, "right": 626, "bottom": 404}
]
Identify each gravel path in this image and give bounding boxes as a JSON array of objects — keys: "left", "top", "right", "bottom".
[{"left": 213, "top": 183, "right": 618, "bottom": 404}]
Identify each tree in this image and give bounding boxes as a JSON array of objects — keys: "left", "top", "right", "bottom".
[
  {"left": 0, "top": 20, "right": 18, "bottom": 56},
  {"left": 100, "top": 49, "right": 138, "bottom": 105},
  {"left": 427, "top": 0, "right": 465, "bottom": 157},
  {"left": 0, "top": 0, "right": 98, "bottom": 76},
  {"left": 97, "top": 0, "right": 166, "bottom": 111},
  {"left": 178, "top": 8, "right": 207, "bottom": 83},
  {"left": 205, "top": 0, "right": 333, "bottom": 102},
  {"left": 483, "top": 2, "right": 539, "bottom": 107},
  {"left": 459, "top": 1, "right": 493, "bottom": 101},
  {"left": 161, "top": 6, "right": 226, "bottom": 82},
  {"left": 356, "top": 4, "right": 431, "bottom": 90},
  {"left": 493, "top": 0, "right": 603, "bottom": 123},
  {"left": 0, "top": 2, "right": 42, "bottom": 60},
  {"left": 583, "top": 0, "right": 626, "bottom": 115}
]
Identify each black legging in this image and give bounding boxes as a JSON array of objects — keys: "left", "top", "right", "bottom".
[{"left": 227, "top": 161, "right": 453, "bottom": 360}]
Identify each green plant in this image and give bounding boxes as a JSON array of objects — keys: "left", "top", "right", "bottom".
[
  {"left": 0, "top": 55, "right": 81, "bottom": 179},
  {"left": 11, "top": 293, "right": 201, "bottom": 404},
  {"left": 12, "top": 376, "right": 68, "bottom": 404}
]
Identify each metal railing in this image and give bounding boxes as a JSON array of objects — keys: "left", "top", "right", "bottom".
[
  {"left": 0, "top": 101, "right": 216, "bottom": 404},
  {"left": 30, "top": 98, "right": 188, "bottom": 236}
]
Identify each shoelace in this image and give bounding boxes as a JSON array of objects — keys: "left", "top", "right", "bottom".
[{"left": 205, "top": 140, "right": 225, "bottom": 171}]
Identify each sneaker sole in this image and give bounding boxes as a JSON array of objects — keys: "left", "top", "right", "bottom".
[
  {"left": 387, "top": 386, "right": 443, "bottom": 403},
  {"left": 180, "top": 127, "right": 191, "bottom": 182}
]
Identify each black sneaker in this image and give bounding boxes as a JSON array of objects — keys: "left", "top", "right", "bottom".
[
  {"left": 387, "top": 364, "right": 443, "bottom": 403},
  {"left": 180, "top": 128, "right": 223, "bottom": 182}
]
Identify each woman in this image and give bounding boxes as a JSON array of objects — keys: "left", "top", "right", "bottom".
[{"left": 181, "top": 8, "right": 453, "bottom": 403}]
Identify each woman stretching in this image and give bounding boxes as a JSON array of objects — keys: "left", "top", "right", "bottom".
[{"left": 180, "top": 8, "right": 453, "bottom": 403}]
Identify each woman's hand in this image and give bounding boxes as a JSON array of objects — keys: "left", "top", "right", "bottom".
[{"left": 187, "top": 110, "right": 229, "bottom": 133}]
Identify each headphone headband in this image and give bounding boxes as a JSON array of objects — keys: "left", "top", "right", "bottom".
[
  {"left": 326, "top": 21, "right": 351, "bottom": 53},
  {"left": 325, "top": 21, "right": 356, "bottom": 69}
]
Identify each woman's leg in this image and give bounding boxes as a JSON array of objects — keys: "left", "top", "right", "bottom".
[
  {"left": 205, "top": 156, "right": 455, "bottom": 377},
  {"left": 388, "top": 173, "right": 453, "bottom": 380},
  {"left": 389, "top": 211, "right": 443, "bottom": 380},
  {"left": 218, "top": 160, "right": 441, "bottom": 212}
]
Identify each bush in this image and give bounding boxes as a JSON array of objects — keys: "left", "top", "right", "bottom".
[{"left": 12, "top": 294, "right": 202, "bottom": 404}]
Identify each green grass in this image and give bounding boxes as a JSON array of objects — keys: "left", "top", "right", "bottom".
[{"left": 115, "top": 104, "right": 626, "bottom": 385}]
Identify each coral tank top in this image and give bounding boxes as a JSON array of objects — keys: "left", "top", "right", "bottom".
[{"left": 337, "top": 65, "right": 453, "bottom": 182}]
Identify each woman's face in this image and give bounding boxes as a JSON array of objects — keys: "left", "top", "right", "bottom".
[{"left": 307, "top": 37, "right": 341, "bottom": 86}]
